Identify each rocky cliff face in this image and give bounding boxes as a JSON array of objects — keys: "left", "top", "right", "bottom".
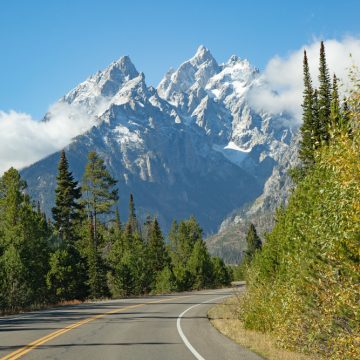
[{"left": 21, "top": 46, "right": 298, "bottom": 234}]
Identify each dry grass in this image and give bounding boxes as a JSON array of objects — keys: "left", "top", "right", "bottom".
[
  {"left": 1, "top": 299, "right": 86, "bottom": 316},
  {"left": 208, "top": 295, "right": 317, "bottom": 360}
]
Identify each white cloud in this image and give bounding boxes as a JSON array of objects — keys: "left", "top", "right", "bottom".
[
  {"left": 247, "top": 37, "right": 360, "bottom": 123},
  {"left": 0, "top": 102, "right": 97, "bottom": 175}
]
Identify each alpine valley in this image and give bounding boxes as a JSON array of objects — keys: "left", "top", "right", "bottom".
[{"left": 21, "top": 46, "right": 299, "bottom": 262}]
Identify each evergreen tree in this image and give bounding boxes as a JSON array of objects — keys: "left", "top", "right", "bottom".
[
  {"left": 127, "top": 193, "right": 138, "bottom": 234},
  {"left": 148, "top": 218, "right": 169, "bottom": 286},
  {"left": 330, "top": 74, "right": 341, "bottom": 131},
  {"left": 187, "top": 239, "right": 213, "bottom": 290},
  {"left": 341, "top": 99, "right": 352, "bottom": 136},
  {"left": 85, "top": 218, "right": 109, "bottom": 298},
  {"left": 318, "top": 41, "right": 332, "bottom": 143},
  {"left": 244, "top": 223, "right": 262, "bottom": 263},
  {"left": 142, "top": 214, "right": 152, "bottom": 243},
  {"left": 46, "top": 244, "right": 88, "bottom": 301},
  {"left": 48, "top": 151, "right": 88, "bottom": 301},
  {"left": 177, "top": 216, "right": 203, "bottom": 264},
  {"left": 0, "top": 168, "right": 50, "bottom": 309},
  {"left": 153, "top": 266, "right": 177, "bottom": 294},
  {"left": 52, "top": 150, "right": 82, "bottom": 243},
  {"left": 299, "top": 50, "right": 316, "bottom": 167},
  {"left": 168, "top": 217, "right": 203, "bottom": 291},
  {"left": 312, "top": 88, "right": 320, "bottom": 145},
  {"left": 81, "top": 152, "right": 117, "bottom": 298},
  {"left": 168, "top": 220, "right": 179, "bottom": 252},
  {"left": 211, "top": 257, "right": 231, "bottom": 287},
  {"left": 114, "top": 207, "right": 122, "bottom": 231},
  {"left": 82, "top": 151, "right": 118, "bottom": 241}
]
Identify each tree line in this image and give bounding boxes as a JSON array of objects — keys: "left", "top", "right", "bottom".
[
  {"left": 0, "top": 150, "right": 231, "bottom": 313},
  {"left": 238, "top": 42, "right": 359, "bottom": 359}
]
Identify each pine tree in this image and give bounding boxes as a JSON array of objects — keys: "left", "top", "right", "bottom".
[
  {"left": 312, "top": 88, "right": 320, "bottom": 146},
  {"left": 318, "top": 41, "right": 332, "bottom": 143},
  {"left": 211, "top": 257, "right": 231, "bottom": 287},
  {"left": 114, "top": 207, "right": 122, "bottom": 231},
  {"left": 85, "top": 218, "right": 109, "bottom": 298},
  {"left": 82, "top": 151, "right": 118, "bottom": 241},
  {"left": 52, "top": 150, "right": 82, "bottom": 243},
  {"left": 299, "top": 50, "right": 316, "bottom": 168},
  {"left": 127, "top": 193, "right": 138, "bottom": 234},
  {"left": 48, "top": 151, "right": 88, "bottom": 301},
  {"left": 46, "top": 245, "right": 88, "bottom": 301},
  {"left": 0, "top": 168, "right": 50, "bottom": 309},
  {"left": 187, "top": 239, "right": 213, "bottom": 290},
  {"left": 177, "top": 216, "right": 203, "bottom": 264},
  {"left": 168, "top": 220, "right": 179, "bottom": 252},
  {"left": 81, "top": 152, "right": 118, "bottom": 298},
  {"left": 244, "top": 223, "right": 262, "bottom": 263},
  {"left": 142, "top": 214, "right": 152, "bottom": 243},
  {"left": 148, "top": 218, "right": 169, "bottom": 285},
  {"left": 330, "top": 74, "right": 341, "bottom": 131},
  {"left": 341, "top": 99, "right": 352, "bottom": 136}
]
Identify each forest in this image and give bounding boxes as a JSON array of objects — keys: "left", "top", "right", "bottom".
[{"left": 0, "top": 150, "right": 231, "bottom": 314}]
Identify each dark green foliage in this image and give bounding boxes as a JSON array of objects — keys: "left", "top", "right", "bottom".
[
  {"left": 147, "top": 218, "right": 170, "bottom": 286},
  {"left": 243, "top": 223, "right": 262, "bottom": 263},
  {"left": 0, "top": 154, "right": 230, "bottom": 312},
  {"left": 299, "top": 50, "right": 316, "bottom": 168},
  {"left": 85, "top": 219, "right": 109, "bottom": 298},
  {"left": 127, "top": 193, "right": 138, "bottom": 235},
  {"left": 187, "top": 239, "right": 213, "bottom": 290},
  {"left": 47, "top": 151, "right": 88, "bottom": 301},
  {"left": 317, "top": 41, "right": 332, "bottom": 143},
  {"left": 82, "top": 151, "right": 118, "bottom": 241},
  {"left": 211, "top": 257, "right": 231, "bottom": 287},
  {"left": 0, "top": 168, "right": 50, "bottom": 311},
  {"left": 52, "top": 150, "right": 82, "bottom": 243},
  {"left": 46, "top": 244, "right": 87, "bottom": 301},
  {"left": 153, "top": 266, "right": 177, "bottom": 294},
  {"left": 330, "top": 74, "right": 341, "bottom": 130},
  {"left": 81, "top": 152, "right": 117, "bottom": 298},
  {"left": 341, "top": 99, "right": 352, "bottom": 136}
]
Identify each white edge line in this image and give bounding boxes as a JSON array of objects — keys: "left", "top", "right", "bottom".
[{"left": 176, "top": 295, "right": 229, "bottom": 360}]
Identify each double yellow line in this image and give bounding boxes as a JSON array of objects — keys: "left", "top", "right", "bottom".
[{"left": 1, "top": 295, "right": 189, "bottom": 360}]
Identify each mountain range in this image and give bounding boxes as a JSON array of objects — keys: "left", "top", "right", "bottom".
[{"left": 21, "top": 45, "right": 299, "bottom": 247}]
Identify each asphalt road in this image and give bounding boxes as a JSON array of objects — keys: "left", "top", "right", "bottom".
[{"left": 0, "top": 286, "right": 262, "bottom": 360}]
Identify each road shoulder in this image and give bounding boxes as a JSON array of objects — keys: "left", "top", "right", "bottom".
[{"left": 208, "top": 296, "right": 316, "bottom": 360}]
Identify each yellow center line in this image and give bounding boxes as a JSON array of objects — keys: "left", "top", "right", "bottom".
[{"left": 0, "top": 295, "right": 190, "bottom": 360}]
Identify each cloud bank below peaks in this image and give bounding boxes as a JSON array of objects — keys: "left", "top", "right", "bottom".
[
  {"left": 247, "top": 37, "right": 360, "bottom": 123},
  {"left": 0, "top": 102, "right": 97, "bottom": 175}
]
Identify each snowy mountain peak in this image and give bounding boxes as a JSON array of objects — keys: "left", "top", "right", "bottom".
[
  {"left": 23, "top": 46, "right": 298, "bottom": 235},
  {"left": 157, "top": 45, "right": 219, "bottom": 100},
  {"left": 107, "top": 55, "right": 139, "bottom": 80},
  {"left": 62, "top": 55, "right": 141, "bottom": 117},
  {"left": 193, "top": 45, "right": 215, "bottom": 64}
]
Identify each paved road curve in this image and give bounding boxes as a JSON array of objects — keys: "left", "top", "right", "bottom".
[{"left": 0, "top": 286, "right": 262, "bottom": 360}]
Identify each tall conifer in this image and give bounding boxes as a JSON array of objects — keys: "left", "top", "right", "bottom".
[
  {"left": 299, "top": 50, "right": 315, "bottom": 167},
  {"left": 244, "top": 223, "right": 262, "bottom": 263},
  {"left": 127, "top": 193, "right": 138, "bottom": 234},
  {"left": 330, "top": 74, "right": 341, "bottom": 130},
  {"left": 82, "top": 151, "right": 118, "bottom": 241},
  {"left": 52, "top": 150, "right": 82, "bottom": 243},
  {"left": 318, "top": 41, "right": 332, "bottom": 142}
]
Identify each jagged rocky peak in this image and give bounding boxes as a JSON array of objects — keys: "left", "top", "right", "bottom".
[
  {"left": 192, "top": 45, "right": 216, "bottom": 65},
  {"left": 157, "top": 45, "right": 220, "bottom": 100},
  {"left": 64, "top": 55, "right": 140, "bottom": 105}
]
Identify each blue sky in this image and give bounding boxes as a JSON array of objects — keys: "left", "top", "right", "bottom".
[{"left": 1, "top": 0, "right": 359, "bottom": 118}]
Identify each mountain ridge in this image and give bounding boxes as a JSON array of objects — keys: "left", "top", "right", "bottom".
[{"left": 21, "top": 46, "right": 298, "bottom": 235}]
